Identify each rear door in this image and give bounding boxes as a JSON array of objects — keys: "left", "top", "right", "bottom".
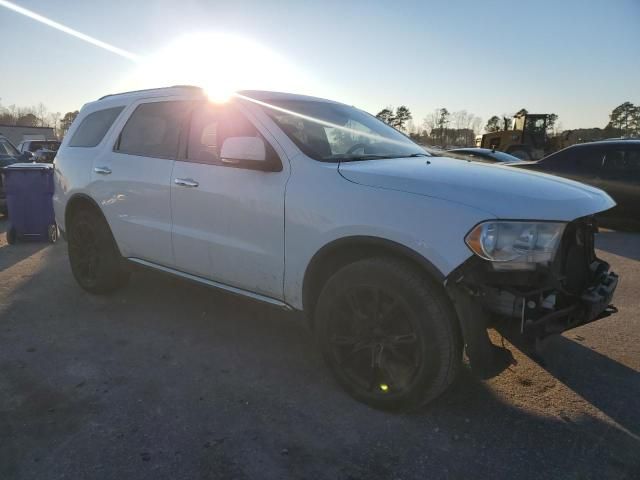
[
  {"left": 170, "top": 102, "right": 289, "bottom": 298},
  {"left": 91, "top": 98, "right": 192, "bottom": 266},
  {"left": 599, "top": 146, "right": 640, "bottom": 220}
]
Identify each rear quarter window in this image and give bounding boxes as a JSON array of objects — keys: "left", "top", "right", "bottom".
[{"left": 68, "top": 106, "right": 125, "bottom": 148}]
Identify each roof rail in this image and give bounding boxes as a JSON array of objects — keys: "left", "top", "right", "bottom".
[{"left": 98, "top": 85, "right": 202, "bottom": 101}]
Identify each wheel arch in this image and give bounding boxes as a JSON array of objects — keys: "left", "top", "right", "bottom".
[
  {"left": 64, "top": 193, "right": 108, "bottom": 233},
  {"left": 302, "top": 236, "right": 446, "bottom": 326}
]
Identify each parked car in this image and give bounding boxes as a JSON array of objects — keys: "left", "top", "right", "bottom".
[
  {"left": 53, "top": 87, "right": 619, "bottom": 410},
  {"left": 446, "top": 147, "right": 524, "bottom": 164},
  {"left": 17, "top": 140, "right": 60, "bottom": 164},
  {"left": 0, "top": 136, "right": 25, "bottom": 214},
  {"left": 515, "top": 140, "right": 640, "bottom": 226}
]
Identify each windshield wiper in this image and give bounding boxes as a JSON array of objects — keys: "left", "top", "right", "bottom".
[
  {"left": 333, "top": 152, "right": 430, "bottom": 162},
  {"left": 334, "top": 154, "right": 395, "bottom": 162}
]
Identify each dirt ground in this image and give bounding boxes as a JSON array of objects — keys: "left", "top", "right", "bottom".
[{"left": 1, "top": 216, "right": 638, "bottom": 479}]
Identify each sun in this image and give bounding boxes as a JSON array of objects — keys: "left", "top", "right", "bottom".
[{"left": 119, "top": 32, "right": 315, "bottom": 102}]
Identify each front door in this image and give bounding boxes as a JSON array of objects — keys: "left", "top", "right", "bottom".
[{"left": 170, "top": 102, "right": 289, "bottom": 299}]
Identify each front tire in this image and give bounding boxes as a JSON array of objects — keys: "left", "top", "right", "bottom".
[
  {"left": 67, "top": 209, "right": 130, "bottom": 294},
  {"left": 315, "top": 257, "right": 462, "bottom": 411}
]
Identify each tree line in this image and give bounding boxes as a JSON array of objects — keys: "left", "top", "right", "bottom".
[
  {"left": 376, "top": 105, "right": 482, "bottom": 147},
  {"left": 0, "top": 99, "right": 78, "bottom": 138},
  {"left": 376, "top": 101, "right": 638, "bottom": 147},
  {"left": 3, "top": 97, "right": 638, "bottom": 145},
  {"left": 606, "top": 101, "right": 640, "bottom": 137}
]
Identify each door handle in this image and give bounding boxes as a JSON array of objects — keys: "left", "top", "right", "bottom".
[
  {"left": 94, "top": 166, "right": 112, "bottom": 175},
  {"left": 221, "top": 157, "right": 240, "bottom": 164},
  {"left": 174, "top": 178, "right": 199, "bottom": 188}
]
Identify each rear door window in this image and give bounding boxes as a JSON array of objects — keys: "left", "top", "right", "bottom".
[
  {"left": 116, "top": 101, "right": 192, "bottom": 159},
  {"left": 603, "top": 148, "right": 640, "bottom": 180},
  {"left": 68, "top": 106, "right": 124, "bottom": 147}
]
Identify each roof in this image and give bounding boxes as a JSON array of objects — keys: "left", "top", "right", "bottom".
[
  {"left": 573, "top": 139, "right": 640, "bottom": 147},
  {"left": 0, "top": 124, "right": 54, "bottom": 130},
  {"left": 97, "top": 85, "right": 204, "bottom": 101},
  {"left": 94, "top": 86, "right": 340, "bottom": 105},
  {"left": 237, "top": 90, "right": 343, "bottom": 105}
]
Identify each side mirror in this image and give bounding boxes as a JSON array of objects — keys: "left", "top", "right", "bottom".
[
  {"left": 220, "top": 137, "right": 266, "bottom": 164},
  {"left": 20, "top": 151, "right": 34, "bottom": 161}
]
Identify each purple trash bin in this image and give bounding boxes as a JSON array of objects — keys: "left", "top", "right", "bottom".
[{"left": 2, "top": 163, "right": 57, "bottom": 244}]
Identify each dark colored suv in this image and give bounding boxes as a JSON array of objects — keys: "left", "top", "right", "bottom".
[{"left": 516, "top": 140, "right": 640, "bottom": 226}]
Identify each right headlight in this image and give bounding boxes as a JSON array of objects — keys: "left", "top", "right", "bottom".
[{"left": 465, "top": 221, "right": 566, "bottom": 270}]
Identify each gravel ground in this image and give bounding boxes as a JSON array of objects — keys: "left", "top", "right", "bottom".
[{"left": 0, "top": 217, "right": 638, "bottom": 479}]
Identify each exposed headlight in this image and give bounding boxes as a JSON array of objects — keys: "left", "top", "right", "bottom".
[{"left": 465, "top": 221, "right": 566, "bottom": 270}]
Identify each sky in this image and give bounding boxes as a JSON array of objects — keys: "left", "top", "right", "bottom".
[{"left": 0, "top": 0, "right": 638, "bottom": 130}]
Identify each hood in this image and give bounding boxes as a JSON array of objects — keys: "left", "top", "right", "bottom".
[{"left": 338, "top": 156, "right": 615, "bottom": 221}]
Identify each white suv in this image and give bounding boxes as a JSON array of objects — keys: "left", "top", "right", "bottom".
[{"left": 54, "top": 87, "right": 618, "bottom": 410}]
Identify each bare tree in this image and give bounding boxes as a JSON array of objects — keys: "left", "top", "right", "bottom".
[
  {"left": 422, "top": 109, "right": 441, "bottom": 136},
  {"left": 471, "top": 116, "right": 483, "bottom": 135},
  {"left": 35, "top": 102, "right": 49, "bottom": 127}
]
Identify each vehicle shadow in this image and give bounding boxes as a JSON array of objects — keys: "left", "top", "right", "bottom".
[
  {"left": 595, "top": 229, "right": 640, "bottom": 261},
  {"left": 538, "top": 334, "right": 640, "bottom": 436},
  {"left": 1, "top": 252, "right": 639, "bottom": 479},
  {"left": 0, "top": 217, "right": 49, "bottom": 272},
  {"left": 499, "top": 318, "right": 640, "bottom": 434}
]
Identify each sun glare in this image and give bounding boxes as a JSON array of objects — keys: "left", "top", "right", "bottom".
[{"left": 120, "top": 33, "right": 314, "bottom": 101}]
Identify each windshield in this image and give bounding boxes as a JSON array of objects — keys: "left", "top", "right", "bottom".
[
  {"left": 27, "top": 141, "right": 60, "bottom": 152},
  {"left": 259, "top": 99, "right": 426, "bottom": 161},
  {"left": 0, "top": 139, "right": 20, "bottom": 156}
]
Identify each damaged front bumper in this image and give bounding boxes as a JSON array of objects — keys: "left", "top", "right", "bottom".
[
  {"left": 446, "top": 217, "right": 619, "bottom": 376},
  {"left": 520, "top": 265, "right": 618, "bottom": 338}
]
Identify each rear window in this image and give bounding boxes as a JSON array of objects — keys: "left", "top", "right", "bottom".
[
  {"left": 25, "top": 141, "right": 61, "bottom": 152},
  {"left": 115, "top": 101, "right": 192, "bottom": 159},
  {"left": 68, "top": 107, "right": 124, "bottom": 148}
]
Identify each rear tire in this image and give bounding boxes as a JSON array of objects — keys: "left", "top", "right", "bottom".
[
  {"left": 67, "top": 209, "right": 130, "bottom": 294},
  {"left": 315, "top": 257, "right": 462, "bottom": 411}
]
